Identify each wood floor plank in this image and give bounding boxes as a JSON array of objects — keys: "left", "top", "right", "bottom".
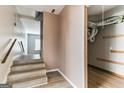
[
  {"left": 88, "top": 65, "right": 124, "bottom": 88},
  {"left": 35, "top": 71, "right": 72, "bottom": 88}
]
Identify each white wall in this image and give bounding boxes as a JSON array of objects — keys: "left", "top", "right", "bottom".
[
  {"left": 89, "top": 6, "right": 124, "bottom": 75},
  {"left": 0, "top": 5, "right": 26, "bottom": 83},
  {"left": 59, "top": 5, "right": 85, "bottom": 88}
]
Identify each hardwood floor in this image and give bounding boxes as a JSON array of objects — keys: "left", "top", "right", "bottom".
[
  {"left": 88, "top": 65, "right": 124, "bottom": 88},
  {"left": 35, "top": 71, "right": 72, "bottom": 88}
]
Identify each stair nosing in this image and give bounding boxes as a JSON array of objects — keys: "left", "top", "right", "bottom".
[
  {"left": 14, "top": 61, "right": 43, "bottom": 64},
  {"left": 14, "top": 59, "right": 43, "bottom": 63}
]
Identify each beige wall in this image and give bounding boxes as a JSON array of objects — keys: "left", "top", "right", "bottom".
[
  {"left": 59, "top": 6, "right": 85, "bottom": 88},
  {"left": 89, "top": 6, "right": 124, "bottom": 75},
  {"left": 42, "top": 6, "right": 86, "bottom": 87},
  {"left": 43, "top": 12, "right": 59, "bottom": 70},
  {"left": 0, "top": 5, "right": 26, "bottom": 83}
]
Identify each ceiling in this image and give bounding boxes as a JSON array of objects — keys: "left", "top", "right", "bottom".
[
  {"left": 88, "top": 5, "right": 118, "bottom": 16},
  {"left": 16, "top": 6, "right": 35, "bottom": 17},
  {"left": 16, "top": 5, "right": 65, "bottom": 16}
]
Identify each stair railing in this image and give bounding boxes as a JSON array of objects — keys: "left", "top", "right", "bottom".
[
  {"left": 18, "top": 41, "right": 25, "bottom": 53},
  {"left": 0, "top": 38, "right": 17, "bottom": 64}
]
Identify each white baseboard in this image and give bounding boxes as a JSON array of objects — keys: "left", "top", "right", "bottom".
[
  {"left": 31, "top": 82, "right": 48, "bottom": 88},
  {"left": 58, "top": 70, "right": 77, "bottom": 88},
  {"left": 47, "top": 69, "right": 59, "bottom": 73},
  {"left": 47, "top": 69, "right": 77, "bottom": 88}
]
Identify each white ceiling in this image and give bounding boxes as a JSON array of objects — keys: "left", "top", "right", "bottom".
[
  {"left": 16, "top": 5, "right": 65, "bottom": 16},
  {"left": 16, "top": 6, "right": 35, "bottom": 17},
  {"left": 88, "top": 5, "right": 118, "bottom": 16}
]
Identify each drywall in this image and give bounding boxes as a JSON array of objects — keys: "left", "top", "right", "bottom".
[
  {"left": 0, "top": 5, "right": 26, "bottom": 83},
  {"left": 43, "top": 12, "right": 59, "bottom": 70},
  {"left": 89, "top": 6, "right": 124, "bottom": 75},
  {"left": 59, "top": 6, "right": 85, "bottom": 88}
]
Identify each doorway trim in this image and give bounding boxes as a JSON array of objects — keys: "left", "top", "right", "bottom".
[{"left": 84, "top": 5, "right": 88, "bottom": 88}]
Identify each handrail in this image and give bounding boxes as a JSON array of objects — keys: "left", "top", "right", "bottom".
[
  {"left": 18, "top": 41, "right": 25, "bottom": 53},
  {"left": 20, "top": 41, "right": 25, "bottom": 53},
  {"left": 1, "top": 39, "right": 17, "bottom": 64}
]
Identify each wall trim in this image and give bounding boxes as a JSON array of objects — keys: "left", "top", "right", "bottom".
[
  {"left": 47, "top": 69, "right": 59, "bottom": 73},
  {"left": 58, "top": 70, "right": 77, "bottom": 88},
  {"left": 84, "top": 5, "right": 88, "bottom": 88},
  {"left": 111, "top": 50, "right": 124, "bottom": 54},
  {"left": 47, "top": 69, "right": 77, "bottom": 88},
  {"left": 31, "top": 82, "right": 48, "bottom": 88},
  {"left": 103, "top": 34, "right": 124, "bottom": 39},
  {"left": 97, "top": 57, "right": 124, "bottom": 65}
]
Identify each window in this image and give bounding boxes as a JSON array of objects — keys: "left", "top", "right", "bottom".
[{"left": 35, "top": 39, "right": 40, "bottom": 50}]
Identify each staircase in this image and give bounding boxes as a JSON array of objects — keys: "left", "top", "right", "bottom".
[{"left": 7, "top": 55, "right": 48, "bottom": 88}]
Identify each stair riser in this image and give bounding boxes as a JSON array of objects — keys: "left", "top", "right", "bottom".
[
  {"left": 11, "top": 64, "right": 45, "bottom": 72},
  {"left": 14, "top": 60, "right": 43, "bottom": 65},
  {"left": 12, "top": 77, "right": 47, "bottom": 88},
  {"left": 8, "top": 70, "right": 46, "bottom": 82}
]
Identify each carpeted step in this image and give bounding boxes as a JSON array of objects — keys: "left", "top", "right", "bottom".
[
  {"left": 11, "top": 62, "right": 45, "bottom": 72},
  {"left": 13, "top": 59, "right": 43, "bottom": 65},
  {"left": 9, "top": 75, "right": 47, "bottom": 88},
  {"left": 8, "top": 68, "right": 46, "bottom": 82}
]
